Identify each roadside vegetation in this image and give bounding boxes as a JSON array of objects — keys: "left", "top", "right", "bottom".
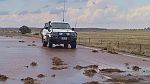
[
  {"left": 77, "top": 29, "right": 150, "bottom": 56},
  {"left": 0, "top": 27, "right": 40, "bottom": 38},
  {"left": 19, "top": 25, "right": 31, "bottom": 34}
]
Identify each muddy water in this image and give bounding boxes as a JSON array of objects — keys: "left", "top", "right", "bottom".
[{"left": 0, "top": 36, "right": 150, "bottom": 84}]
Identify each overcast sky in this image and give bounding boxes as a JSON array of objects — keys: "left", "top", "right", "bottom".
[{"left": 0, "top": 0, "right": 150, "bottom": 29}]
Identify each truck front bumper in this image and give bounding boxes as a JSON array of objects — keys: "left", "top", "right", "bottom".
[{"left": 49, "top": 37, "right": 77, "bottom": 44}]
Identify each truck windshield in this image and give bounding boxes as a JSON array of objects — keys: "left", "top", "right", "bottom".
[{"left": 51, "top": 23, "right": 71, "bottom": 29}]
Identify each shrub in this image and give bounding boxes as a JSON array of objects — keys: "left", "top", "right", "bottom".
[
  {"left": 33, "top": 33, "right": 39, "bottom": 35},
  {"left": 19, "top": 25, "right": 31, "bottom": 34}
]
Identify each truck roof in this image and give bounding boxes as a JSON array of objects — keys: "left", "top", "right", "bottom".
[{"left": 51, "top": 22, "right": 69, "bottom": 24}]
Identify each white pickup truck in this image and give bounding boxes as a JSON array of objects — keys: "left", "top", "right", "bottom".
[{"left": 40, "top": 21, "right": 77, "bottom": 49}]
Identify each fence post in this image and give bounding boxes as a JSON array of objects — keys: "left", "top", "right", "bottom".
[
  {"left": 139, "top": 44, "right": 142, "bottom": 53},
  {"left": 101, "top": 40, "right": 103, "bottom": 45},
  {"left": 89, "top": 38, "right": 91, "bottom": 44},
  {"left": 117, "top": 41, "right": 120, "bottom": 48},
  {"left": 78, "top": 37, "right": 80, "bottom": 44},
  {"left": 108, "top": 42, "right": 111, "bottom": 50}
]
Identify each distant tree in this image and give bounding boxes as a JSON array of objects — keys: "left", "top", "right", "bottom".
[{"left": 19, "top": 25, "right": 31, "bottom": 34}]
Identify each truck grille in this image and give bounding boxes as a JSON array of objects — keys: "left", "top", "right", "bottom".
[{"left": 58, "top": 32, "right": 70, "bottom": 37}]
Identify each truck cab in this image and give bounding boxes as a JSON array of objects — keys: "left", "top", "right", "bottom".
[{"left": 41, "top": 21, "right": 77, "bottom": 49}]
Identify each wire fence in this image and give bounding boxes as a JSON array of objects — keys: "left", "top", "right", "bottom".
[{"left": 77, "top": 37, "right": 150, "bottom": 56}]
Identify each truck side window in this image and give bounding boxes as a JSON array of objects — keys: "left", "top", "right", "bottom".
[{"left": 45, "top": 27, "right": 48, "bottom": 29}]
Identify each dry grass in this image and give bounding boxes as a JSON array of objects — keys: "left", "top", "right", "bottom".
[
  {"left": 52, "top": 57, "right": 66, "bottom": 66},
  {"left": 51, "top": 57, "right": 68, "bottom": 70},
  {"left": 100, "top": 68, "right": 124, "bottom": 73},
  {"left": 78, "top": 30, "right": 150, "bottom": 56},
  {"left": 30, "top": 62, "right": 38, "bottom": 66},
  {"left": 107, "top": 50, "right": 118, "bottom": 54},
  {"left": 0, "top": 74, "right": 8, "bottom": 81},
  {"left": 0, "top": 29, "right": 19, "bottom": 36},
  {"left": 83, "top": 81, "right": 99, "bottom": 84},
  {"left": 83, "top": 69, "right": 97, "bottom": 77},
  {"left": 74, "top": 65, "right": 98, "bottom": 70},
  {"left": 21, "top": 77, "right": 35, "bottom": 84},
  {"left": 107, "top": 78, "right": 142, "bottom": 83},
  {"left": 132, "top": 66, "right": 141, "bottom": 71},
  {"left": 51, "top": 66, "right": 68, "bottom": 70},
  {"left": 37, "top": 74, "right": 45, "bottom": 78},
  {"left": 92, "top": 50, "right": 98, "bottom": 53},
  {"left": 19, "top": 40, "right": 25, "bottom": 43}
]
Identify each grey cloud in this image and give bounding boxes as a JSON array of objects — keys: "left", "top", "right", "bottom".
[
  {"left": 42, "top": 5, "right": 49, "bottom": 8},
  {"left": 0, "top": 0, "right": 7, "bottom": 2},
  {"left": 50, "top": 8, "right": 63, "bottom": 14},
  {"left": 72, "top": 0, "right": 87, "bottom": 2},
  {"left": 0, "top": 11, "right": 9, "bottom": 15},
  {"left": 18, "top": 10, "right": 41, "bottom": 15},
  {"left": 18, "top": 10, "right": 29, "bottom": 15},
  {"left": 56, "top": 0, "right": 68, "bottom": 4},
  {"left": 57, "top": 0, "right": 87, "bottom": 3},
  {"left": 32, "top": 9, "right": 41, "bottom": 14}
]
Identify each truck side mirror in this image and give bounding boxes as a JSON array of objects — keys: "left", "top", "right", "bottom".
[
  {"left": 49, "top": 21, "right": 51, "bottom": 26},
  {"left": 72, "top": 28, "right": 75, "bottom": 31}
]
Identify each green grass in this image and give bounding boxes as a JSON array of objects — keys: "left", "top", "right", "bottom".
[{"left": 77, "top": 30, "right": 150, "bottom": 56}]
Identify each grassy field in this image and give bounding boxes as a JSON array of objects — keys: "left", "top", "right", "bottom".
[
  {"left": 0, "top": 28, "right": 41, "bottom": 37},
  {"left": 77, "top": 30, "right": 150, "bottom": 56}
]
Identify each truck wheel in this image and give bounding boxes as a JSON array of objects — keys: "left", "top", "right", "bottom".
[
  {"left": 64, "top": 44, "right": 68, "bottom": 48},
  {"left": 71, "top": 41, "right": 76, "bottom": 49},
  {"left": 48, "top": 41, "right": 53, "bottom": 48},
  {"left": 43, "top": 41, "right": 48, "bottom": 47},
  {"left": 41, "top": 35, "right": 44, "bottom": 42}
]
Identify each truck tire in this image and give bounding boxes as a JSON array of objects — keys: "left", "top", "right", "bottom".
[
  {"left": 71, "top": 41, "right": 76, "bottom": 49},
  {"left": 43, "top": 41, "right": 48, "bottom": 47},
  {"left": 42, "top": 35, "right": 48, "bottom": 47},
  {"left": 64, "top": 44, "right": 68, "bottom": 48},
  {"left": 48, "top": 40, "right": 53, "bottom": 48}
]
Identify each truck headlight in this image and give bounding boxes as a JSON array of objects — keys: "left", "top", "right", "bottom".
[
  {"left": 66, "top": 33, "right": 70, "bottom": 36},
  {"left": 59, "top": 32, "right": 63, "bottom": 35}
]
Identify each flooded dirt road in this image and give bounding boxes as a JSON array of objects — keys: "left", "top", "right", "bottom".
[{"left": 1, "top": 36, "right": 150, "bottom": 84}]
